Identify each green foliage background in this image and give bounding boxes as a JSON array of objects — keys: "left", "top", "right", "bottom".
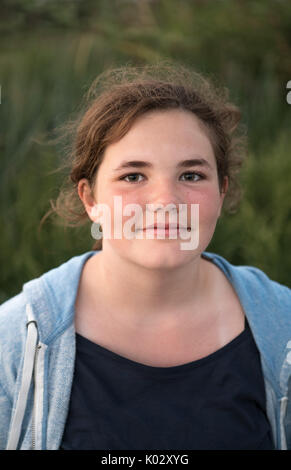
[{"left": 1, "top": 0, "right": 291, "bottom": 302}]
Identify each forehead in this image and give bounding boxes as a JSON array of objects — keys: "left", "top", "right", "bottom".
[{"left": 102, "top": 109, "right": 215, "bottom": 168}]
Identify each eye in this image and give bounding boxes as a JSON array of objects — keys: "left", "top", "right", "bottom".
[
  {"left": 120, "top": 173, "right": 145, "bottom": 183},
  {"left": 180, "top": 171, "right": 205, "bottom": 182}
]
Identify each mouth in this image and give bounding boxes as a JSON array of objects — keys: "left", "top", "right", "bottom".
[{"left": 142, "top": 224, "right": 190, "bottom": 230}]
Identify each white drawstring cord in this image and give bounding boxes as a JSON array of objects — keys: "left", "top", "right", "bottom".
[{"left": 6, "top": 304, "right": 38, "bottom": 450}]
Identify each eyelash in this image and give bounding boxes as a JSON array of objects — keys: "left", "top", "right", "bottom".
[{"left": 119, "top": 171, "right": 206, "bottom": 184}]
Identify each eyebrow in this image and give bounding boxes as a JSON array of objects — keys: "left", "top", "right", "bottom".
[{"left": 113, "top": 157, "right": 212, "bottom": 172}]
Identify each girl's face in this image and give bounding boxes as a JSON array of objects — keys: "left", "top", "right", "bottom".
[{"left": 81, "top": 109, "right": 228, "bottom": 269}]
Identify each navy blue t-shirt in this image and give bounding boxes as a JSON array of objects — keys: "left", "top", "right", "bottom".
[{"left": 60, "top": 317, "right": 275, "bottom": 450}]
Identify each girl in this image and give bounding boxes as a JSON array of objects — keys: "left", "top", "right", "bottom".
[{"left": 1, "top": 63, "right": 290, "bottom": 450}]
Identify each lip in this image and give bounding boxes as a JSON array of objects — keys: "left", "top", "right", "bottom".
[{"left": 142, "top": 224, "right": 188, "bottom": 230}]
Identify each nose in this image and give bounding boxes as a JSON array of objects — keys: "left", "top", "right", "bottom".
[{"left": 146, "top": 178, "right": 182, "bottom": 214}]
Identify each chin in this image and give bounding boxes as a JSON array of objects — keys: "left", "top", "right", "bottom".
[{"left": 123, "top": 239, "right": 200, "bottom": 270}]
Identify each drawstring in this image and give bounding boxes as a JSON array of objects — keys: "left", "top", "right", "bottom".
[
  {"left": 280, "top": 396, "right": 288, "bottom": 450},
  {"left": 6, "top": 304, "right": 38, "bottom": 450}
]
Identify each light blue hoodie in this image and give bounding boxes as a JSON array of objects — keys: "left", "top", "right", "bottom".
[{"left": 0, "top": 250, "right": 291, "bottom": 450}]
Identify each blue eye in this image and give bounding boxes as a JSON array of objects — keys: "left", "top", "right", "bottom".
[{"left": 119, "top": 171, "right": 205, "bottom": 183}]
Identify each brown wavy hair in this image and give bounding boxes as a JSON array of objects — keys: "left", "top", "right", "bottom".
[{"left": 40, "top": 60, "right": 247, "bottom": 251}]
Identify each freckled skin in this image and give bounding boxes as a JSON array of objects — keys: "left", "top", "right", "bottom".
[{"left": 80, "top": 109, "right": 228, "bottom": 270}]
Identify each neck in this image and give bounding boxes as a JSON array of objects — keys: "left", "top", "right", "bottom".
[{"left": 83, "top": 248, "right": 212, "bottom": 327}]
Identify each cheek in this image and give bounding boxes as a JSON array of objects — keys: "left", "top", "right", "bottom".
[
  {"left": 100, "top": 187, "right": 145, "bottom": 234},
  {"left": 186, "top": 186, "right": 222, "bottom": 222}
]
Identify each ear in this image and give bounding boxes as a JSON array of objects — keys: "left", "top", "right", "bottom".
[
  {"left": 218, "top": 176, "right": 229, "bottom": 217},
  {"left": 77, "top": 178, "right": 98, "bottom": 222}
]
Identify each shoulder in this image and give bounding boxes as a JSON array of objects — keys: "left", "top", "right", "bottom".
[
  {"left": 0, "top": 250, "right": 96, "bottom": 365},
  {"left": 0, "top": 292, "right": 28, "bottom": 395},
  {"left": 203, "top": 252, "right": 291, "bottom": 399},
  {"left": 203, "top": 251, "right": 291, "bottom": 353},
  {"left": 203, "top": 251, "right": 291, "bottom": 307},
  {"left": 0, "top": 292, "right": 28, "bottom": 335}
]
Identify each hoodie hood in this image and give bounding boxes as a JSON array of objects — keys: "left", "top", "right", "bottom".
[{"left": 22, "top": 250, "right": 98, "bottom": 345}]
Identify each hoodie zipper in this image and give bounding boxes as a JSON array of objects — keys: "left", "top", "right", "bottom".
[{"left": 32, "top": 343, "right": 42, "bottom": 450}]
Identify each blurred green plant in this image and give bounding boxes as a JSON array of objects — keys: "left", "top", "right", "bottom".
[{"left": 1, "top": 0, "right": 291, "bottom": 302}]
